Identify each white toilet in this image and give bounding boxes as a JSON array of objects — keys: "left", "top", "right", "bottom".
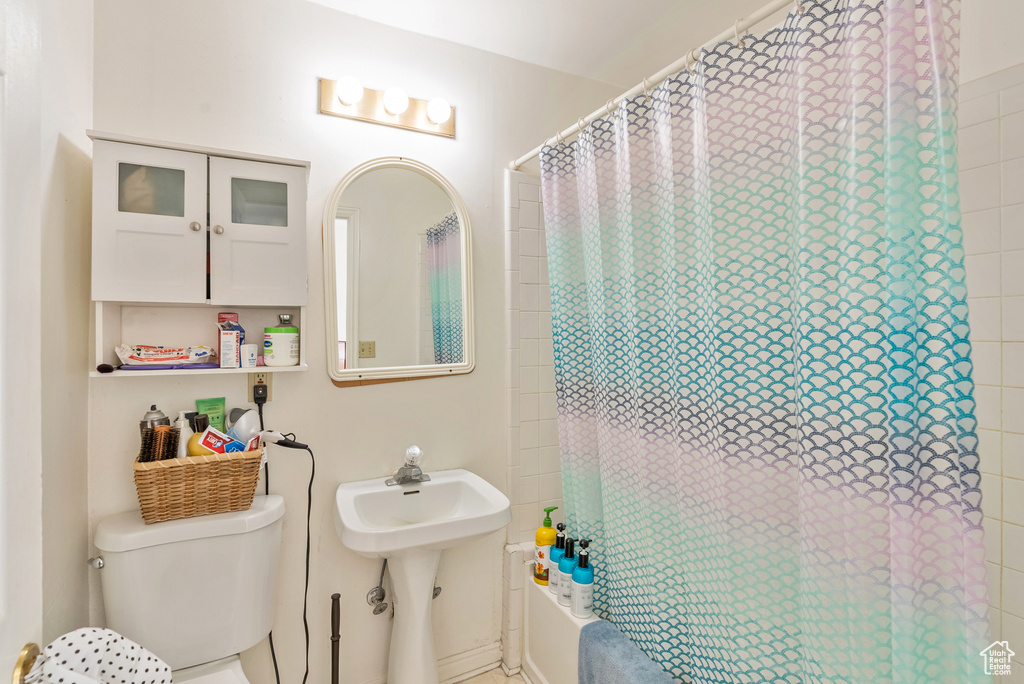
[{"left": 93, "top": 495, "right": 285, "bottom": 683}]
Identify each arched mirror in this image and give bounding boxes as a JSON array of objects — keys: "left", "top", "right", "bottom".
[{"left": 323, "top": 157, "right": 474, "bottom": 385}]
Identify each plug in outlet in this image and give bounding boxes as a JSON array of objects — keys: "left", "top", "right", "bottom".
[{"left": 249, "top": 372, "right": 273, "bottom": 403}]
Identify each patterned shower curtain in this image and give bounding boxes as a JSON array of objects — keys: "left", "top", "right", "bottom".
[
  {"left": 540, "top": 1, "right": 988, "bottom": 682},
  {"left": 426, "top": 212, "right": 464, "bottom": 364}
]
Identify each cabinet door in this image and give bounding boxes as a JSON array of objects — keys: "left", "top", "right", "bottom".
[
  {"left": 92, "top": 141, "right": 208, "bottom": 302},
  {"left": 208, "top": 157, "right": 308, "bottom": 306}
]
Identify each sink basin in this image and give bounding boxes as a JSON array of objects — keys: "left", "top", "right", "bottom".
[
  {"left": 334, "top": 468, "right": 511, "bottom": 557},
  {"left": 334, "top": 467, "right": 511, "bottom": 684}
]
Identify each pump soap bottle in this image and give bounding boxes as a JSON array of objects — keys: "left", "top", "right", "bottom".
[
  {"left": 548, "top": 523, "right": 567, "bottom": 595},
  {"left": 571, "top": 539, "right": 594, "bottom": 618},
  {"left": 557, "top": 538, "right": 577, "bottom": 606},
  {"left": 533, "top": 506, "right": 559, "bottom": 585}
]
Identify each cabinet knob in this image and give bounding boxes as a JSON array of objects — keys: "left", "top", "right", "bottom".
[
  {"left": 189, "top": 221, "right": 202, "bottom": 232},
  {"left": 213, "top": 225, "right": 225, "bottom": 234}
]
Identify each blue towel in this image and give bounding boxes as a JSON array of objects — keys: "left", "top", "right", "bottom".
[{"left": 578, "top": 619, "right": 674, "bottom": 684}]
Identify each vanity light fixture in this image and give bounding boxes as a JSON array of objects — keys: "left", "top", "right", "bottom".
[
  {"left": 318, "top": 77, "right": 456, "bottom": 138},
  {"left": 336, "top": 76, "right": 364, "bottom": 106}
]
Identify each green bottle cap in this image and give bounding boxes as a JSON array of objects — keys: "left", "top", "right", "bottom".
[{"left": 542, "top": 506, "right": 558, "bottom": 526}]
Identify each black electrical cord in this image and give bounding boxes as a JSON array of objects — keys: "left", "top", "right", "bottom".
[
  {"left": 300, "top": 445, "right": 315, "bottom": 684},
  {"left": 257, "top": 402, "right": 270, "bottom": 496},
  {"left": 254, "top": 400, "right": 281, "bottom": 684},
  {"left": 252, "top": 395, "right": 314, "bottom": 684}
]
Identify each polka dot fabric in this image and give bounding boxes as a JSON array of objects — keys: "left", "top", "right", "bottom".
[
  {"left": 27, "top": 628, "right": 171, "bottom": 684},
  {"left": 540, "top": 0, "right": 988, "bottom": 682}
]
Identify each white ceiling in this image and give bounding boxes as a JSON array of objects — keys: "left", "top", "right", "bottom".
[{"left": 307, "top": 0, "right": 783, "bottom": 89}]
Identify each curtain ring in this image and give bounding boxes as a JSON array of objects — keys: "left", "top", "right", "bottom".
[
  {"left": 554, "top": 130, "right": 564, "bottom": 146},
  {"left": 577, "top": 117, "right": 587, "bottom": 135},
  {"left": 794, "top": 0, "right": 805, "bottom": 14},
  {"left": 605, "top": 98, "right": 617, "bottom": 115},
  {"left": 734, "top": 19, "right": 747, "bottom": 48},
  {"left": 642, "top": 77, "right": 652, "bottom": 104}
]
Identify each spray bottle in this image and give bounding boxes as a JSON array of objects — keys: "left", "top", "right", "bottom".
[
  {"left": 548, "top": 523, "right": 567, "bottom": 595},
  {"left": 557, "top": 538, "right": 577, "bottom": 606},
  {"left": 533, "top": 506, "right": 559, "bottom": 585},
  {"left": 571, "top": 539, "right": 594, "bottom": 618}
]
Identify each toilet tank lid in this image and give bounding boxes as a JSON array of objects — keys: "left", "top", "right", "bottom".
[{"left": 94, "top": 495, "right": 285, "bottom": 552}]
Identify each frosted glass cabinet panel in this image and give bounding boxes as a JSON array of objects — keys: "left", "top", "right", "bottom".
[
  {"left": 209, "top": 157, "right": 307, "bottom": 306},
  {"left": 231, "top": 177, "right": 288, "bottom": 226},
  {"left": 118, "top": 163, "right": 186, "bottom": 217},
  {"left": 93, "top": 141, "right": 208, "bottom": 303}
]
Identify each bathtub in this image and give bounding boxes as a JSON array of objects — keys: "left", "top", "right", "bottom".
[{"left": 520, "top": 565, "right": 599, "bottom": 684}]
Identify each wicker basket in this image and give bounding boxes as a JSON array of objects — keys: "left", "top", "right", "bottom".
[{"left": 133, "top": 447, "right": 263, "bottom": 524}]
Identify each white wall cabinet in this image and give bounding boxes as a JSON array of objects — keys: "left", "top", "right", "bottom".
[
  {"left": 90, "top": 132, "right": 308, "bottom": 306},
  {"left": 87, "top": 131, "right": 311, "bottom": 376}
]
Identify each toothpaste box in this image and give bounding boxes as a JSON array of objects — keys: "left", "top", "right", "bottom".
[
  {"left": 198, "top": 426, "right": 247, "bottom": 453},
  {"left": 218, "top": 322, "right": 241, "bottom": 368}
]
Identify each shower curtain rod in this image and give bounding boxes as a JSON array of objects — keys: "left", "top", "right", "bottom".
[{"left": 509, "top": 0, "right": 796, "bottom": 170}]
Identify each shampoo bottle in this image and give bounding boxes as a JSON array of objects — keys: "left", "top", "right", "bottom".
[
  {"left": 548, "top": 523, "right": 567, "bottom": 595},
  {"left": 571, "top": 539, "right": 594, "bottom": 618},
  {"left": 533, "top": 506, "right": 559, "bottom": 585},
  {"left": 557, "top": 538, "right": 577, "bottom": 607}
]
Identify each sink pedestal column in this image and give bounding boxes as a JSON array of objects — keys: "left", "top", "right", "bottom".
[{"left": 386, "top": 548, "right": 441, "bottom": 684}]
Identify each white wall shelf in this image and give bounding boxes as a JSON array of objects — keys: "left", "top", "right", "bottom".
[
  {"left": 90, "top": 363, "right": 308, "bottom": 379},
  {"left": 92, "top": 301, "right": 308, "bottom": 377}
]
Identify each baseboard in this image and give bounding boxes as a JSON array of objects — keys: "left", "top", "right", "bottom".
[
  {"left": 360, "top": 642, "right": 502, "bottom": 684},
  {"left": 500, "top": 661, "right": 521, "bottom": 677},
  {"left": 440, "top": 642, "right": 503, "bottom": 683}
]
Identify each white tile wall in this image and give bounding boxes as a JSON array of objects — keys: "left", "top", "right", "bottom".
[
  {"left": 504, "top": 170, "right": 564, "bottom": 547},
  {"left": 961, "top": 62, "right": 1024, "bottom": 663}
]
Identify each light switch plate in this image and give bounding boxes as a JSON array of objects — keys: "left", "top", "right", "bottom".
[{"left": 359, "top": 341, "right": 376, "bottom": 358}]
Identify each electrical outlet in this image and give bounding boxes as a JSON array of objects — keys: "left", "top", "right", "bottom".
[
  {"left": 359, "top": 341, "right": 376, "bottom": 358},
  {"left": 249, "top": 372, "right": 273, "bottom": 402}
]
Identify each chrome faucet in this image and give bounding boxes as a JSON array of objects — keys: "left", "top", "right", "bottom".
[{"left": 386, "top": 445, "right": 431, "bottom": 486}]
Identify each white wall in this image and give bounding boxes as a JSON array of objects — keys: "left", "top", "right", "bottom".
[
  {"left": 1, "top": 0, "right": 46, "bottom": 670},
  {"left": 88, "top": 2, "right": 618, "bottom": 683},
  {"left": 40, "top": 0, "right": 93, "bottom": 643},
  {"left": 0, "top": 0, "right": 92, "bottom": 666},
  {"left": 961, "top": 0, "right": 1024, "bottom": 86}
]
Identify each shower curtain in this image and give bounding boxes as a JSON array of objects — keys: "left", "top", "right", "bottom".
[
  {"left": 539, "top": 1, "right": 988, "bottom": 682},
  {"left": 426, "top": 212, "right": 464, "bottom": 364}
]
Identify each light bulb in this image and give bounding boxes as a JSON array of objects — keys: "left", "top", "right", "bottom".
[
  {"left": 426, "top": 97, "right": 452, "bottom": 125},
  {"left": 335, "top": 76, "right": 364, "bottom": 106},
  {"left": 382, "top": 87, "right": 409, "bottom": 116}
]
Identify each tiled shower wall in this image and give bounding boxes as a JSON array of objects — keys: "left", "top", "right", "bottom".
[
  {"left": 504, "top": 170, "right": 564, "bottom": 545},
  {"left": 960, "top": 62, "right": 1024, "bottom": 666}
]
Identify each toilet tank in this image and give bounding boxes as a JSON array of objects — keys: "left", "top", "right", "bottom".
[{"left": 94, "top": 495, "right": 285, "bottom": 670}]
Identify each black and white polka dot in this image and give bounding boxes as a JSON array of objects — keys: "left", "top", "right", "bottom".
[{"left": 27, "top": 628, "right": 171, "bottom": 684}]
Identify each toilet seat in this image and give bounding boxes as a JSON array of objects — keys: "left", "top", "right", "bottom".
[{"left": 174, "top": 655, "right": 250, "bottom": 684}]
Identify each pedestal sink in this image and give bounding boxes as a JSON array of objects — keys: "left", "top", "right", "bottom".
[{"left": 334, "top": 468, "right": 511, "bottom": 684}]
